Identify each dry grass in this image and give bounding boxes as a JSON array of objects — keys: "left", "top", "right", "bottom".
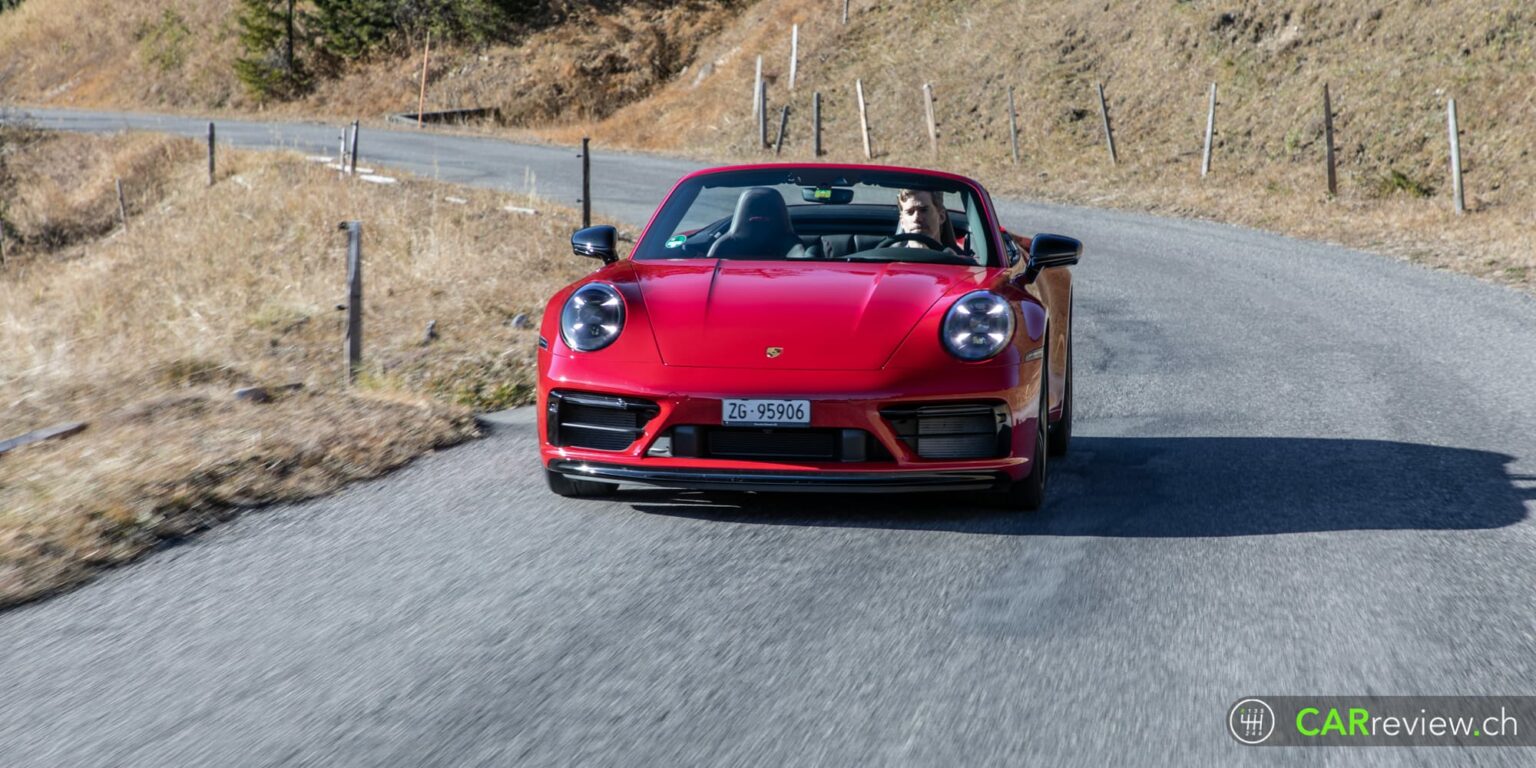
[
  {"left": 0, "top": 129, "right": 596, "bottom": 608},
  {"left": 4, "top": 0, "right": 1531, "bottom": 295},
  {"left": 0, "top": 0, "right": 744, "bottom": 121},
  {"left": 1, "top": 127, "right": 201, "bottom": 249},
  {"left": 290, "top": 1, "right": 746, "bottom": 124},
  {"left": 0, "top": 0, "right": 241, "bottom": 108},
  {"left": 551, "top": 0, "right": 1536, "bottom": 294},
  {"left": 0, "top": 392, "right": 476, "bottom": 608}
]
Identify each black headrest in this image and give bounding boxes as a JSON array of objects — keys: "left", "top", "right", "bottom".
[
  {"left": 729, "top": 187, "right": 792, "bottom": 236},
  {"left": 706, "top": 187, "right": 807, "bottom": 260}
]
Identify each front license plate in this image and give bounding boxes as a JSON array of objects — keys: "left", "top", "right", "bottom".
[{"left": 723, "top": 399, "right": 811, "bottom": 427}]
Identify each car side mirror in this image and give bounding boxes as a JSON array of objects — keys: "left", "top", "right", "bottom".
[
  {"left": 572, "top": 225, "right": 618, "bottom": 264},
  {"left": 1021, "top": 233, "right": 1081, "bottom": 283}
]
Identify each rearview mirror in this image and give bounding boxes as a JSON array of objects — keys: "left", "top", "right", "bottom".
[
  {"left": 572, "top": 225, "right": 618, "bottom": 264},
  {"left": 1021, "top": 233, "right": 1081, "bottom": 283},
  {"left": 801, "top": 186, "right": 855, "bottom": 204}
]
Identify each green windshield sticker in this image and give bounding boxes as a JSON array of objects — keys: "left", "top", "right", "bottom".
[
  {"left": 814, "top": 188, "right": 832, "bottom": 200},
  {"left": 665, "top": 234, "right": 687, "bottom": 248}
]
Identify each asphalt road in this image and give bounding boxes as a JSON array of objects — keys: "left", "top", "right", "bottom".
[
  {"left": 3, "top": 107, "right": 1535, "bottom": 767},
  {"left": 1, "top": 107, "right": 687, "bottom": 227}
]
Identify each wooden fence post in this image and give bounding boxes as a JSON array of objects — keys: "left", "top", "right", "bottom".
[
  {"left": 349, "top": 120, "right": 360, "bottom": 175},
  {"left": 207, "top": 122, "right": 216, "bottom": 185},
  {"left": 580, "top": 137, "right": 591, "bottom": 228},
  {"left": 1201, "top": 83, "right": 1217, "bottom": 177},
  {"left": 1007, "top": 86, "right": 1020, "bottom": 165},
  {"left": 0, "top": 220, "right": 7, "bottom": 268},
  {"left": 813, "top": 91, "right": 823, "bottom": 156},
  {"left": 417, "top": 32, "right": 431, "bottom": 128},
  {"left": 1096, "top": 82, "right": 1117, "bottom": 165},
  {"left": 775, "top": 106, "right": 790, "bottom": 155},
  {"left": 1447, "top": 98, "right": 1465, "bottom": 215},
  {"left": 855, "top": 78, "right": 872, "bottom": 159},
  {"left": 758, "top": 79, "right": 769, "bottom": 149},
  {"left": 923, "top": 83, "right": 939, "bottom": 157},
  {"left": 341, "top": 221, "right": 363, "bottom": 385},
  {"left": 0, "top": 421, "right": 87, "bottom": 455},
  {"left": 789, "top": 24, "right": 799, "bottom": 91},
  {"left": 843, "top": 0, "right": 849, "bottom": 24},
  {"left": 115, "top": 179, "right": 128, "bottom": 230},
  {"left": 752, "top": 55, "right": 763, "bottom": 118},
  {"left": 1323, "top": 83, "right": 1337, "bottom": 198}
]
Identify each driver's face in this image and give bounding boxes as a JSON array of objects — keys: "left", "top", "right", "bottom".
[{"left": 898, "top": 191, "right": 943, "bottom": 240}]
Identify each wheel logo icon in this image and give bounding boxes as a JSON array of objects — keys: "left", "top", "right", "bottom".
[{"left": 1229, "top": 698, "right": 1276, "bottom": 745}]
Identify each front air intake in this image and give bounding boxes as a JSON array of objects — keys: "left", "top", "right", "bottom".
[
  {"left": 706, "top": 428, "right": 838, "bottom": 460},
  {"left": 547, "top": 391, "right": 658, "bottom": 451},
  {"left": 881, "top": 403, "right": 1010, "bottom": 460},
  {"left": 653, "top": 426, "right": 890, "bottom": 463}
]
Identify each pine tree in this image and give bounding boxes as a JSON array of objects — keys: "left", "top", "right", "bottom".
[
  {"left": 309, "top": 1, "right": 535, "bottom": 61},
  {"left": 234, "top": 0, "right": 307, "bottom": 101},
  {"left": 309, "top": 0, "right": 397, "bottom": 61}
]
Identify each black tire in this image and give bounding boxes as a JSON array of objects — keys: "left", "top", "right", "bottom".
[
  {"left": 1048, "top": 329, "right": 1073, "bottom": 457},
  {"left": 545, "top": 469, "right": 617, "bottom": 498},
  {"left": 1001, "top": 345, "right": 1049, "bottom": 511}
]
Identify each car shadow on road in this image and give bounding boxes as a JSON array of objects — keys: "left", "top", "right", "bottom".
[{"left": 619, "top": 437, "right": 1534, "bottom": 536}]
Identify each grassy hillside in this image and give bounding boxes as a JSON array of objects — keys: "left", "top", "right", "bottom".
[
  {"left": 559, "top": 0, "right": 1534, "bottom": 290},
  {"left": 6, "top": 0, "right": 1529, "bottom": 294},
  {"left": 0, "top": 0, "right": 241, "bottom": 107},
  {"left": 0, "top": 127, "right": 594, "bottom": 607},
  {"left": 0, "top": 0, "right": 745, "bottom": 121}
]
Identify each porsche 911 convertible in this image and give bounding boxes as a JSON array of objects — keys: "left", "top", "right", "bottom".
[{"left": 537, "top": 164, "right": 1078, "bottom": 509}]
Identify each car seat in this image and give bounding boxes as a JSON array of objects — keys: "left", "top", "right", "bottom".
[{"left": 706, "top": 188, "right": 807, "bottom": 260}]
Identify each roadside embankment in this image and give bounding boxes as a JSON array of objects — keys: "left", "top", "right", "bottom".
[{"left": 0, "top": 127, "right": 592, "bottom": 608}]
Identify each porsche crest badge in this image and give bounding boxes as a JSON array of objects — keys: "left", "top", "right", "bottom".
[{"left": 765, "top": 346, "right": 784, "bottom": 358}]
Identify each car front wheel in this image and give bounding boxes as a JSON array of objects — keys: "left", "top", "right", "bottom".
[
  {"left": 1048, "top": 330, "right": 1073, "bottom": 457},
  {"left": 1001, "top": 344, "right": 1049, "bottom": 511}
]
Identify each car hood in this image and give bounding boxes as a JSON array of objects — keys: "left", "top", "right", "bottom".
[{"left": 634, "top": 260, "right": 986, "bottom": 370}]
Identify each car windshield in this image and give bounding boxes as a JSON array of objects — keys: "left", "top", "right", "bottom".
[{"left": 633, "top": 168, "right": 998, "bottom": 268}]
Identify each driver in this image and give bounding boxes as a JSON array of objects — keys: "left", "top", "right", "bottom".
[{"left": 895, "top": 188, "right": 961, "bottom": 252}]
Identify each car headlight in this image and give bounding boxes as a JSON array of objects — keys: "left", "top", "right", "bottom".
[
  {"left": 941, "top": 291, "right": 1015, "bottom": 361},
  {"left": 560, "top": 283, "right": 625, "bottom": 352}
]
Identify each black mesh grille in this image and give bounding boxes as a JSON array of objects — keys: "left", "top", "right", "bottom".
[
  {"left": 910, "top": 434, "right": 998, "bottom": 459},
  {"left": 707, "top": 429, "right": 837, "bottom": 460},
  {"left": 917, "top": 414, "right": 994, "bottom": 435},
  {"left": 561, "top": 425, "right": 639, "bottom": 451},
  {"left": 549, "top": 391, "right": 658, "bottom": 452},
  {"left": 673, "top": 427, "right": 885, "bottom": 462},
  {"left": 564, "top": 403, "right": 643, "bottom": 430},
  {"left": 882, "top": 403, "right": 1007, "bottom": 460}
]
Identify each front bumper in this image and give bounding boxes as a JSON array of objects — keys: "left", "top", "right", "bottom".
[
  {"left": 548, "top": 459, "right": 1009, "bottom": 493},
  {"left": 538, "top": 355, "right": 1045, "bottom": 487}
]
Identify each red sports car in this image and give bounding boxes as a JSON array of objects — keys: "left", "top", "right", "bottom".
[{"left": 537, "top": 164, "right": 1078, "bottom": 509}]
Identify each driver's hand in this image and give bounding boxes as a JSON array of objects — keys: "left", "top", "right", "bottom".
[{"left": 899, "top": 228, "right": 936, "bottom": 249}]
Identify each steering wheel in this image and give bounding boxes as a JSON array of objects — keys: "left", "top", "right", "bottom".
[{"left": 875, "top": 232, "right": 947, "bottom": 251}]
